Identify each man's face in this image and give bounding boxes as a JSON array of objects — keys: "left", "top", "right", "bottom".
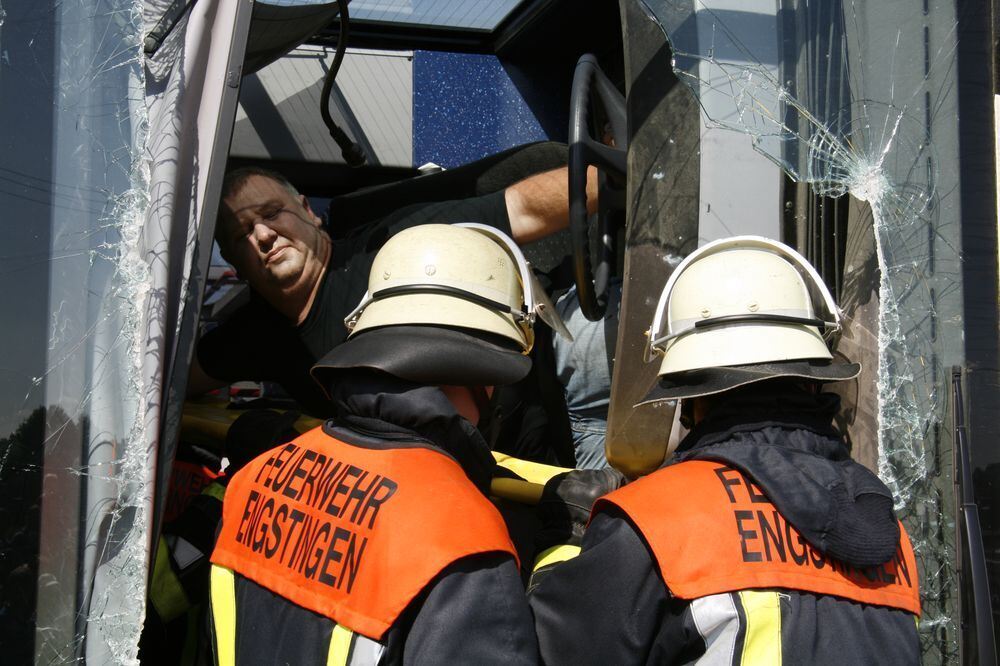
[{"left": 218, "top": 175, "right": 327, "bottom": 294}]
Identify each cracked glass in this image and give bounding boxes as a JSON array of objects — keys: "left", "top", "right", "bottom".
[
  {"left": 636, "top": 0, "right": 964, "bottom": 659},
  {"left": 1, "top": 0, "right": 149, "bottom": 662}
]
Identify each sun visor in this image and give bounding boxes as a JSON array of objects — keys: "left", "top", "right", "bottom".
[{"left": 243, "top": 2, "right": 342, "bottom": 76}]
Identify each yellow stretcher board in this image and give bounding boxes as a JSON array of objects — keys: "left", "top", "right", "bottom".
[{"left": 180, "top": 400, "right": 568, "bottom": 505}]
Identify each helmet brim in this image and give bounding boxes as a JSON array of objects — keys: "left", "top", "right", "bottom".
[
  {"left": 311, "top": 325, "right": 532, "bottom": 390},
  {"left": 636, "top": 359, "right": 861, "bottom": 404}
]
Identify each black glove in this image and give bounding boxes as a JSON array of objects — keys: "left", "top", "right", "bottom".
[{"left": 536, "top": 468, "right": 627, "bottom": 550}]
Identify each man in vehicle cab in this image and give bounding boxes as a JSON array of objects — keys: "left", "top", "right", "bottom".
[
  {"left": 208, "top": 223, "right": 541, "bottom": 664},
  {"left": 188, "top": 164, "right": 588, "bottom": 419},
  {"left": 528, "top": 237, "right": 921, "bottom": 664}
]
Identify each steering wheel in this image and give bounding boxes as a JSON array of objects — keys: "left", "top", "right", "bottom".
[{"left": 568, "top": 54, "right": 627, "bottom": 321}]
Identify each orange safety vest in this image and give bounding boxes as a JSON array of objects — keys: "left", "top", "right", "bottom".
[
  {"left": 597, "top": 460, "right": 920, "bottom": 615},
  {"left": 211, "top": 426, "right": 517, "bottom": 640}
]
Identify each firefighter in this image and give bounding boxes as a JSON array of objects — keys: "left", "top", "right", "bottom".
[
  {"left": 208, "top": 223, "right": 542, "bottom": 665},
  {"left": 529, "top": 236, "right": 921, "bottom": 664}
]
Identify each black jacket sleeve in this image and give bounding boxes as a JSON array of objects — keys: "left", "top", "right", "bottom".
[
  {"left": 528, "top": 508, "right": 700, "bottom": 665},
  {"left": 386, "top": 553, "right": 538, "bottom": 665},
  {"left": 197, "top": 302, "right": 292, "bottom": 383},
  {"left": 196, "top": 301, "right": 333, "bottom": 416},
  {"left": 382, "top": 191, "right": 514, "bottom": 239}
]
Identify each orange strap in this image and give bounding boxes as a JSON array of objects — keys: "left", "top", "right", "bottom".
[
  {"left": 599, "top": 460, "right": 920, "bottom": 615},
  {"left": 211, "top": 427, "right": 517, "bottom": 639}
]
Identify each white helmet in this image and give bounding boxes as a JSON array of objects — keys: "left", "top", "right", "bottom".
[
  {"left": 343, "top": 223, "right": 536, "bottom": 351},
  {"left": 313, "top": 223, "right": 562, "bottom": 388},
  {"left": 640, "top": 235, "right": 859, "bottom": 402}
]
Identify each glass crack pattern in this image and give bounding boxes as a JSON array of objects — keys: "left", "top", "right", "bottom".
[{"left": 0, "top": 0, "right": 149, "bottom": 662}]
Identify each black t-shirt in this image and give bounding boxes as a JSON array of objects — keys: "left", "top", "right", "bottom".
[{"left": 198, "top": 192, "right": 513, "bottom": 416}]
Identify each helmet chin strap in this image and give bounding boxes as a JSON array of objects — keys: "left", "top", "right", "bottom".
[
  {"left": 679, "top": 399, "right": 696, "bottom": 430},
  {"left": 473, "top": 386, "right": 505, "bottom": 450},
  {"left": 469, "top": 385, "right": 494, "bottom": 424}
]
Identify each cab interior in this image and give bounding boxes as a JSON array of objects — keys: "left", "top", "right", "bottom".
[
  {"left": 183, "top": 0, "right": 632, "bottom": 480},
  {"left": 178, "top": 0, "right": 858, "bottom": 516}
]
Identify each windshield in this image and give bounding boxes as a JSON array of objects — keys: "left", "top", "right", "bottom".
[{"left": 0, "top": 0, "right": 250, "bottom": 661}]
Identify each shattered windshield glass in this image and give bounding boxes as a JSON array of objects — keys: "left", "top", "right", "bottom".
[
  {"left": 638, "top": 0, "right": 963, "bottom": 659},
  {"left": 0, "top": 0, "right": 149, "bottom": 662},
  {"left": 2, "top": 0, "right": 251, "bottom": 660}
]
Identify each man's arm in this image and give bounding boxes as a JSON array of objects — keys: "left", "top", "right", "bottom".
[
  {"left": 505, "top": 166, "right": 598, "bottom": 244},
  {"left": 184, "top": 302, "right": 277, "bottom": 399}
]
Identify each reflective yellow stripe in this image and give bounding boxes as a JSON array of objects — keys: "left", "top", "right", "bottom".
[
  {"left": 532, "top": 544, "right": 582, "bottom": 572},
  {"left": 202, "top": 481, "right": 226, "bottom": 502},
  {"left": 210, "top": 565, "right": 237, "bottom": 666},
  {"left": 739, "top": 590, "right": 782, "bottom": 666},
  {"left": 326, "top": 624, "right": 354, "bottom": 666},
  {"left": 149, "top": 539, "right": 191, "bottom": 622}
]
